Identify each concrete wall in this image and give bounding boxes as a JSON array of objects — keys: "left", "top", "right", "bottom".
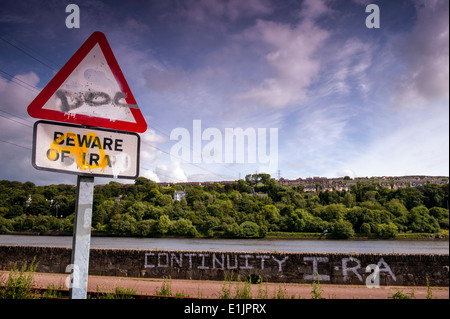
[{"left": 0, "top": 245, "right": 448, "bottom": 287}]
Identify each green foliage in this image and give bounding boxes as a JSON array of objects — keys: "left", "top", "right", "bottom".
[
  {"left": 0, "top": 178, "right": 447, "bottom": 238},
  {"left": 429, "top": 207, "right": 449, "bottom": 229},
  {"left": 407, "top": 206, "right": 440, "bottom": 233},
  {"left": 360, "top": 222, "right": 371, "bottom": 235},
  {"left": 311, "top": 276, "right": 325, "bottom": 299},
  {"left": 388, "top": 289, "right": 416, "bottom": 299},
  {"left": 0, "top": 257, "right": 38, "bottom": 299},
  {"left": 170, "top": 218, "right": 198, "bottom": 237},
  {"left": 240, "top": 221, "right": 262, "bottom": 238},
  {"left": 155, "top": 277, "right": 172, "bottom": 296},
  {"left": 373, "top": 222, "right": 398, "bottom": 239},
  {"left": 102, "top": 287, "right": 137, "bottom": 299},
  {"left": 329, "top": 220, "right": 355, "bottom": 239}
]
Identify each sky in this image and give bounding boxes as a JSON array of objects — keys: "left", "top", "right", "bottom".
[{"left": 0, "top": 0, "right": 448, "bottom": 186}]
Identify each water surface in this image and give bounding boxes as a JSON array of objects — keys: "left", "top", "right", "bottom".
[{"left": 1, "top": 234, "right": 448, "bottom": 254}]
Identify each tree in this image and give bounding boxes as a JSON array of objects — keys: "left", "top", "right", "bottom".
[
  {"left": 407, "top": 206, "right": 440, "bottom": 233},
  {"left": 363, "top": 191, "right": 378, "bottom": 203},
  {"left": 240, "top": 221, "right": 262, "bottom": 238},
  {"left": 396, "top": 187, "right": 424, "bottom": 210},
  {"left": 0, "top": 216, "right": 14, "bottom": 232},
  {"left": 329, "top": 220, "right": 355, "bottom": 239},
  {"left": 52, "top": 194, "right": 75, "bottom": 218},
  {"left": 429, "top": 207, "right": 449, "bottom": 229},
  {"left": 0, "top": 207, "right": 8, "bottom": 217},
  {"left": 317, "top": 204, "right": 347, "bottom": 222},
  {"left": 261, "top": 204, "right": 280, "bottom": 225},
  {"left": 135, "top": 219, "right": 156, "bottom": 237},
  {"left": 155, "top": 215, "right": 171, "bottom": 235},
  {"left": 319, "top": 190, "right": 341, "bottom": 205},
  {"left": 284, "top": 209, "right": 305, "bottom": 232},
  {"left": 93, "top": 200, "right": 116, "bottom": 227},
  {"left": 385, "top": 199, "right": 408, "bottom": 218},
  {"left": 373, "top": 222, "right": 398, "bottom": 238},
  {"left": 22, "top": 181, "right": 36, "bottom": 193},
  {"left": 25, "top": 194, "right": 50, "bottom": 216},
  {"left": 418, "top": 184, "right": 447, "bottom": 208},
  {"left": 155, "top": 194, "right": 173, "bottom": 207},
  {"left": 224, "top": 222, "right": 241, "bottom": 238},
  {"left": 170, "top": 218, "right": 198, "bottom": 237},
  {"left": 360, "top": 222, "right": 371, "bottom": 235},
  {"left": 126, "top": 201, "right": 149, "bottom": 221},
  {"left": 6, "top": 205, "right": 23, "bottom": 219},
  {"left": 1, "top": 178, "right": 448, "bottom": 239},
  {"left": 43, "top": 185, "right": 58, "bottom": 200},
  {"left": 236, "top": 179, "right": 252, "bottom": 193},
  {"left": 108, "top": 213, "right": 137, "bottom": 236},
  {"left": 342, "top": 192, "right": 355, "bottom": 208},
  {"left": 197, "top": 215, "right": 220, "bottom": 236}
]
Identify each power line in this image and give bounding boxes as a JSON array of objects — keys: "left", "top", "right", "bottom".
[
  {"left": 0, "top": 69, "right": 41, "bottom": 94},
  {"left": 0, "top": 36, "right": 59, "bottom": 72},
  {"left": 0, "top": 138, "right": 31, "bottom": 150},
  {"left": 0, "top": 113, "right": 33, "bottom": 128},
  {"left": 0, "top": 107, "right": 34, "bottom": 124},
  {"left": 11, "top": 37, "right": 61, "bottom": 70}
]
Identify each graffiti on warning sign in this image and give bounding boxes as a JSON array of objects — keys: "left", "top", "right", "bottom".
[
  {"left": 47, "top": 131, "right": 125, "bottom": 172},
  {"left": 33, "top": 121, "right": 139, "bottom": 178}
]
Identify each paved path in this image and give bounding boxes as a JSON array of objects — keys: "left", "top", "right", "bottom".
[{"left": 1, "top": 271, "right": 448, "bottom": 299}]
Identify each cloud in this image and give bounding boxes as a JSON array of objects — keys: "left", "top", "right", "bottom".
[
  {"left": 156, "top": 162, "right": 188, "bottom": 182},
  {"left": 352, "top": 0, "right": 372, "bottom": 6},
  {"left": 333, "top": 103, "right": 449, "bottom": 177},
  {"left": 392, "top": 0, "right": 449, "bottom": 109},
  {"left": 140, "top": 168, "right": 160, "bottom": 183},
  {"left": 187, "top": 172, "right": 235, "bottom": 182},
  {"left": 140, "top": 128, "right": 167, "bottom": 163},
  {"left": 123, "top": 17, "right": 151, "bottom": 33},
  {"left": 0, "top": 73, "right": 78, "bottom": 185},
  {"left": 300, "top": 0, "right": 334, "bottom": 20},
  {"left": 0, "top": 72, "right": 38, "bottom": 146},
  {"left": 145, "top": 66, "right": 187, "bottom": 93},
  {"left": 0, "top": 72, "right": 39, "bottom": 114},
  {"left": 234, "top": 18, "right": 329, "bottom": 108},
  {"left": 174, "top": 0, "right": 273, "bottom": 24},
  {"left": 280, "top": 102, "right": 353, "bottom": 177},
  {"left": 318, "top": 38, "right": 373, "bottom": 97}
]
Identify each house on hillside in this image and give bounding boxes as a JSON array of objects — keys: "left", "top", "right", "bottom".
[
  {"left": 335, "top": 184, "right": 350, "bottom": 192},
  {"left": 378, "top": 182, "right": 392, "bottom": 189},
  {"left": 392, "top": 183, "right": 409, "bottom": 190},
  {"left": 174, "top": 190, "right": 187, "bottom": 201},
  {"left": 303, "top": 185, "right": 316, "bottom": 193}
]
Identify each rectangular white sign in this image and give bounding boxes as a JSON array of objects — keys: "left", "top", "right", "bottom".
[{"left": 32, "top": 120, "right": 140, "bottom": 179}]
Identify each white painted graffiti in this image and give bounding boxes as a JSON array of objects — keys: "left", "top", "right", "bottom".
[
  {"left": 143, "top": 252, "right": 397, "bottom": 284},
  {"left": 304, "top": 256, "right": 396, "bottom": 284},
  {"left": 144, "top": 252, "right": 289, "bottom": 272}
]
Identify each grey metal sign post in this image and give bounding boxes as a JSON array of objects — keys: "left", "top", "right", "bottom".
[{"left": 69, "top": 175, "right": 94, "bottom": 299}]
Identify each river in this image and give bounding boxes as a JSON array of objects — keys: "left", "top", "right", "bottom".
[{"left": 0, "top": 234, "right": 448, "bottom": 254}]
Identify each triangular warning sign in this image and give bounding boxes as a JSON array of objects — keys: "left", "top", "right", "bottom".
[{"left": 27, "top": 31, "right": 147, "bottom": 133}]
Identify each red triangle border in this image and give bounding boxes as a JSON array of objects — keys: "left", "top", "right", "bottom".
[{"left": 27, "top": 31, "right": 148, "bottom": 133}]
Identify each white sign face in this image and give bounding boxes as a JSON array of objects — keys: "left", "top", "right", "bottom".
[
  {"left": 41, "top": 43, "right": 137, "bottom": 123},
  {"left": 27, "top": 32, "right": 148, "bottom": 133},
  {"left": 32, "top": 121, "right": 140, "bottom": 179}
]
